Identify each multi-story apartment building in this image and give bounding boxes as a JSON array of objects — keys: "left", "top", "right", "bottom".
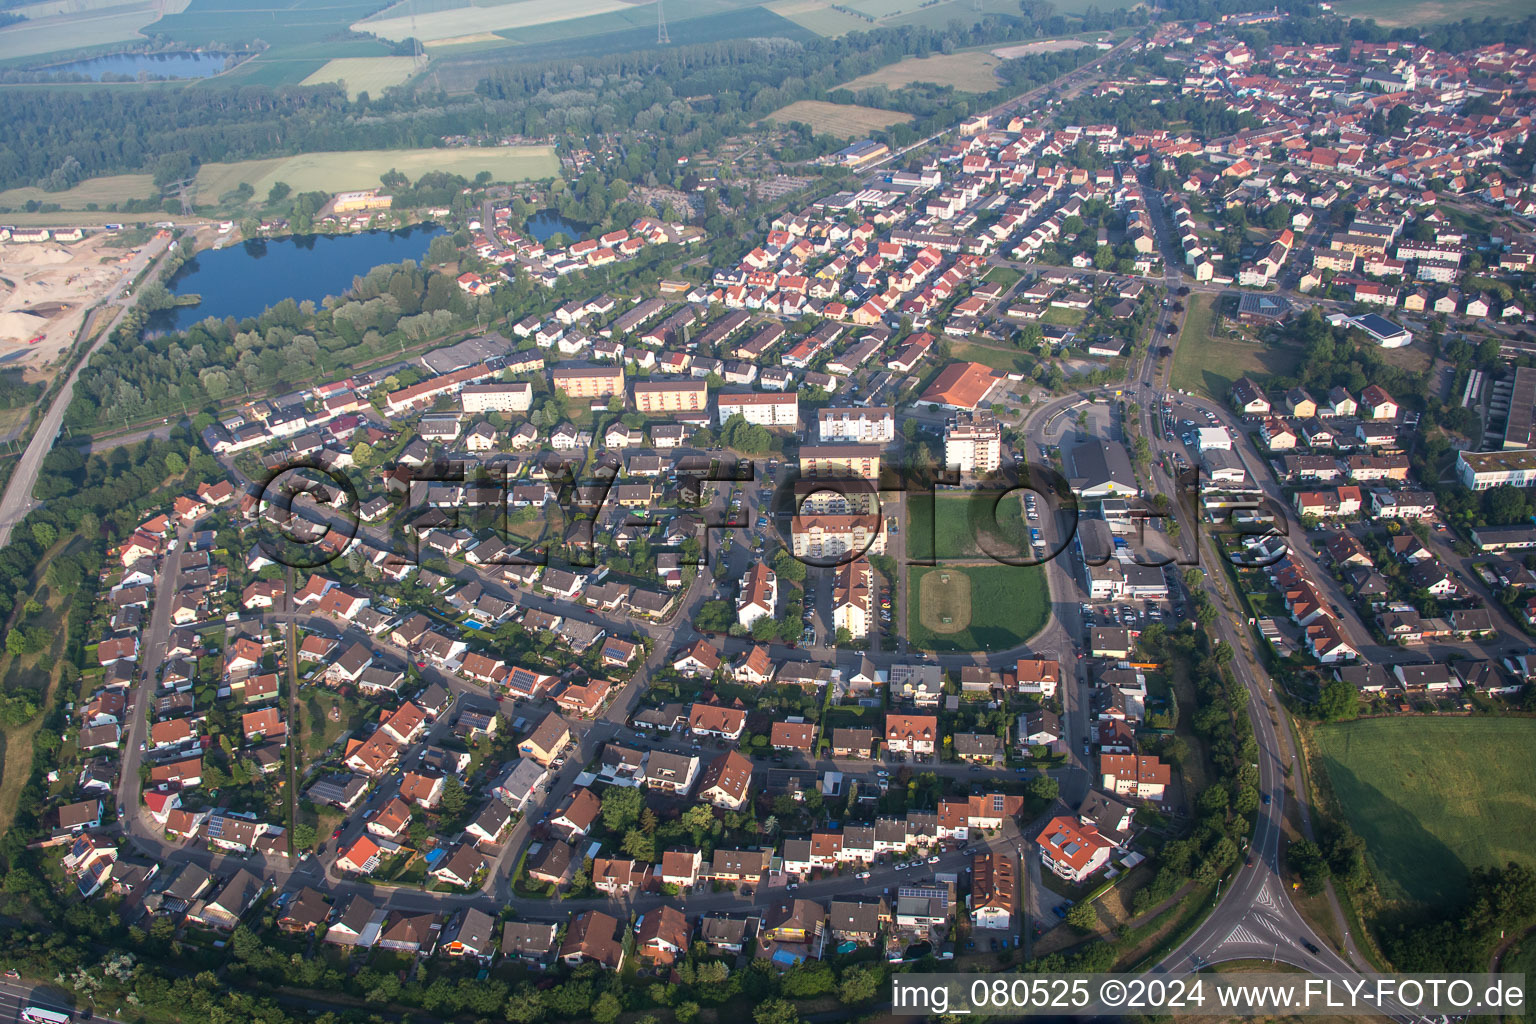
[
  {"left": 460, "top": 382, "right": 533, "bottom": 414},
  {"left": 716, "top": 392, "right": 799, "bottom": 427},
  {"left": 832, "top": 557, "right": 873, "bottom": 639},
  {"left": 799, "top": 444, "right": 882, "bottom": 480},
  {"left": 944, "top": 411, "right": 1002, "bottom": 474},
  {"left": 633, "top": 380, "right": 708, "bottom": 414},
  {"left": 551, "top": 365, "right": 624, "bottom": 399},
  {"left": 817, "top": 406, "right": 895, "bottom": 444},
  {"left": 791, "top": 514, "right": 886, "bottom": 560}
]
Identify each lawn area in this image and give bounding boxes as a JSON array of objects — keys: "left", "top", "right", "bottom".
[
  {"left": 1169, "top": 294, "right": 1302, "bottom": 401},
  {"left": 1042, "top": 306, "right": 1085, "bottom": 326},
  {"left": 950, "top": 341, "right": 1033, "bottom": 376},
  {"left": 302, "top": 688, "right": 367, "bottom": 764},
  {"left": 1314, "top": 717, "right": 1536, "bottom": 908},
  {"left": 982, "top": 265, "right": 1022, "bottom": 290},
  {"left": 194, "top": 146, "right": 559, "bottom": 203},
  {"left": 1506, "top": 932, "right": 1536, "bottom": 989},
  {"left": 908, "top": 564, "right": 1048, "bottom": 651},
  {"left": 907, "top": 492, "right": 1030, "bottom": 560},
  {"left": 765, "top": 100, "right": 912, "bottom": 138},
  {"left": 841, "top": 50, "right": 1003, "bottom": 93},
  {"left": 301, "top": 56, "right": 421, "bottom": 99}
]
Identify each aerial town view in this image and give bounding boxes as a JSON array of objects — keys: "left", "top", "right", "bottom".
[{"left": 0, "top": 0, "right": 1532, "bottom": 1021}]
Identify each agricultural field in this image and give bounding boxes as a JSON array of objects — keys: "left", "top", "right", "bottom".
[
  {"left": 838, "top": 0, "right": 915, "bottom": 18},
  {"left": 1315, "top": 717, "right": 1536, "bottom": 907},
  {"left": 301, "top": 56, "right": 421, "bottom": 99},
  {"left": 1169, "top": 294, "right": 1302, "bottom": 401},
  {"left": 841, "top": 50, "right": 1002, "bottom": 93},
  {"left": 136, "top": 0, "right": 395, "bottom": 83},
  {"left": 884, "top": 0, "right": 1031, "bottom": 29},
  {"left": 355, "top": 0, "right": 636, "bottom": 42},
  {"left": 766, "top": 100, "right": 912, "bottom": 138},
  {"left": 909, "top": 564, "right": 1048, "bottom": 651},
  {"left": 1330, "top": 0, "right": 1533, "bottom": 25},
  {"left": 419, "top": 0, "right": 809, "bottom": 68},
  {"left": 193, "top": 146, "right": 559, "bottom": 202},
  {"left": 152, "top": 0, "right": 387, "bottom": 50},
  {"left": 0, "top": 173, "right": 155, "bottom": 211},
  {"left": 0, "top": 0, "right": 184, "bottom": 62},
  {"left": 764, "top": 0, "right": 872, "bottom": 36}
]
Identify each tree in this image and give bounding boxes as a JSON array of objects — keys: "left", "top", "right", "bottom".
[
  {"left": 1288, "top": 839, "right": 1331, "bottom": 895},
  {"left": 751, "top": 617, "right": 779, "bottom": 642},
  {"left": 753, "top": 998, "right": 802, "bottom": 1024},
  {"left": 1028, "top": 775, "right": 1059, "bottom": 802},
  {"left": 675, "top": 1002, "right": 701, "bottom": 1023},
  {"left": 839, "top": 966, "right": 881, "bottom": 1004},
  {"left": 291, "top": 823, "right": 317, "bottom": 850},
  {"left": 601, "top": 786, "right": 644, "bottom": 833},
  {"left": 440, "top": 776, "right": 469, "bottom": 816},
  {"left": 267, "top": 181, "right": 292, "bottom": 205},
  {"left": 621, "top": 828, "right": 656, "bottom": 862},
  {"left": 164, "top": 451, "right": 186, "bottom": 476},
  {"left": 1315, "top": 676, "right": 1357, "bottom": 722},
  {"left": 773, "top": 548, "right": 808, "bottom": 582},
  {"left": 1065, "top": 901, "right": 1097, "bottom": 931},
  {"left": 682, "top": 804, "right": 715, "bottom": 835},
  {"left": 30, "top": 522, "right": 55, "bottom": 549},
  {"left": 591, "top": 992, "right": 622, "bottom": 1024}
]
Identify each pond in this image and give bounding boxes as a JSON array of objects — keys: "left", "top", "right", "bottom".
[
  {"left": 524, "top": 210, "right": 588, "bottom": 244},
  {"left": 154, "top": 224, "right": 446, "bottom": 332},
  {"left": 37, "top": 51, "right": 237, "bottom": 81}
]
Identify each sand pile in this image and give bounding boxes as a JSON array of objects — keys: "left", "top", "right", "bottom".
[
  {"left": 0, "top": 243, "right": 74, "bottom": 266},
  {"left": 0, "top": 309, "right": 47, "bottom": 344}
]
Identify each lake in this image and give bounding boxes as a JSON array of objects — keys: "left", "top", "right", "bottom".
[
  {"left": 155, "top": 224, "right": 446, "bottom": 332},
  {"left": 525, "top": 210, "right": 588, "bottom": 244},
  {"left": 38, "top": 51, "right": 236, "bottom": 81}
]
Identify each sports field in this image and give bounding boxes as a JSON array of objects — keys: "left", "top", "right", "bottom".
[
  {"left": 193, "top": 146, "right": 559, "bottom": 202},
  {"left": 0, "top": 173, "right": 156, "bottom": 211},
  {"left": 909, "top": 564, "right": 1048, "bottom": 651},
  {"left": 1315, "top": 717, "right": 1536, "bottom": 907},
  {"left": 907, "top": 493, "right": 1031, "bottom": 561},
  {"left": 842, "top": 51, "right": 1002, "bottom": 93},
  {"left": 766, "top": 100, "right": 911, "bottom": 138},
  {"left": 301, "top": 56, "right": 420, "bottom": 99},
  {"left": 1169, "top": 294, "right": 1302, "bottom": 401}
]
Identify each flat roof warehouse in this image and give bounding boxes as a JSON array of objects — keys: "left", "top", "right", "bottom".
[{"left": 1350, "top": 313, "right": 1410, "bottom": 347}]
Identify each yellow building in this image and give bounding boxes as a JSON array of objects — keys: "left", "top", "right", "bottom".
[{"left": 333, "top": 189, "right": 394, "bottom": 214}]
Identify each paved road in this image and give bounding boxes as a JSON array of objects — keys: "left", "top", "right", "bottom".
[
  {"left": 0, "top": 232, "right": 174, "bottom": 547},
  {"left": 0, "top": 978, "right": 127, "bottom": 1023}
]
